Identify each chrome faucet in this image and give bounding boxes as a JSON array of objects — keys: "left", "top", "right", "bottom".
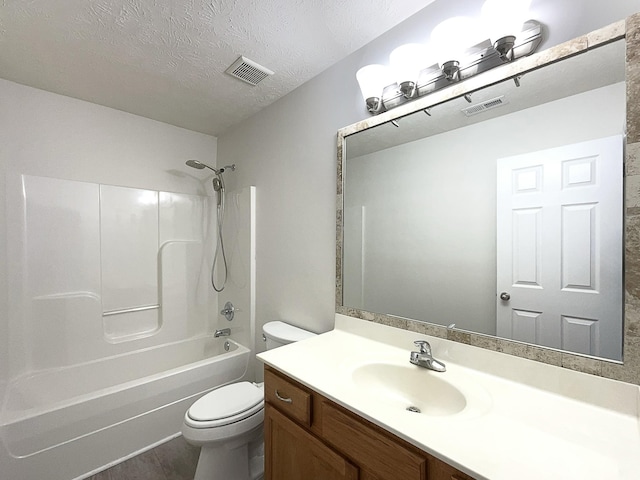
[
  {"left": 214, "top": 328, "right": 231, "bottom": 338},
  {"left": 410, "top": 340, "right": 446, "bottom": 372}
]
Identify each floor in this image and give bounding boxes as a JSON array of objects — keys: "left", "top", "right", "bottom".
[{"left": 86, "top": 436, "right": 200, "bottom": 480}]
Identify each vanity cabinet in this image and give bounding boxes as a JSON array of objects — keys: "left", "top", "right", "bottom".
[
  {"left": 264, "top": 366, "right": 475, "bottom": 480},
  {"left": 265, "top": 406, "right": 358, "bottom": 479}
]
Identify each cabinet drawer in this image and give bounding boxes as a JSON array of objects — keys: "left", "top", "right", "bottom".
[
  {"left": 264, "top": 368, "right": 312, "bottom": 427},
  {"left": 428, "top": 456, "right": 475, "bottom": 480},
  {"left": 321, "top": 400, "right": 427, "bottom": 480}
]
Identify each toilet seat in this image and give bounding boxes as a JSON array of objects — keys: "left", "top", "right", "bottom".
[{"left": 186, "top": 382, "right": 264, "bottom": 429}]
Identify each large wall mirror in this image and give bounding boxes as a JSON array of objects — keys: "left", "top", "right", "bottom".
[{"left": 337, "top": 17, "right": 640, "bottom": 384}]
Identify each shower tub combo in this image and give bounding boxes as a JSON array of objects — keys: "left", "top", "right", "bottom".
[
  {"left": 1, "top": 171, "right": 256, "bottom": 479},
  {"left": 0, "top": 336, "right": 249, "bottom": 480}
]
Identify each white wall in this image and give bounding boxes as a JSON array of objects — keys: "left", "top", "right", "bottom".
[
  {"left": 217, "top": 0, "right": 640, "bottom": 345},
  {"left": 0, "top": 79, "right": 218, "bottom": 397},
  {"left": 217, "top": 66, "right": 352, "bottom": 343},
  {"left": 344, "top": 83, "right": 625, "bottom": 335}
]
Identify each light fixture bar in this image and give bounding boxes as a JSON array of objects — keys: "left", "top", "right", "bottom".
[{"left": 374, "top": 20, "right": 543, "bottom": 114}]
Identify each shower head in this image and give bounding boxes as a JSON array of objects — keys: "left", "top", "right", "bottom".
[
  {"left": 186, "top": 160, "right": 236, "bottom": 176},
  {"left": 186, "top": 159, "right": 219, "bottom": 173}
]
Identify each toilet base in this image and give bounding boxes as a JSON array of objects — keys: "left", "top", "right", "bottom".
[
  {"left": 194, "top": 443, "right": 248, "bottom": 480},
  {"left": 249, "top": 441, "right": 265, "bottom": 480},
  {"left": 192, "top": 427, "right": 264, "bottom": 480}
]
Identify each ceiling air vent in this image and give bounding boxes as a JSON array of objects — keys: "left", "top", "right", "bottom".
[
  {"left": 225, "top": 56, "right": 274, "bottom": 86},
  {"left": 461, "top": 95, "right": 509, "bottom": 116}
]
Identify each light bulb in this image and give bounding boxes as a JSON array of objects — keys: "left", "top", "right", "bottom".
[
  {"left": 481, "top": 0, "right": 532, "bottom": 43},
  {"left": 356, "top": 64, "right": 394, "bottom": 113},
  {"left": 356, "top": 64, "right": 393, "bottom": 102},
  {"left": 389, "top": 43, "right": 432, "bottom": 86},
  {"left": 430, "top": 17, "right": 483, "bottom": 67}
]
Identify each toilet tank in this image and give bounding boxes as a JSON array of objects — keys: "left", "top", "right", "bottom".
[{"left": 262, "top": 321, "right": 315, "bottom": 350}]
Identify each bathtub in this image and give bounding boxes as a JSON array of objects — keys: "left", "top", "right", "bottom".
[{"left": 0, "top": 335, "right": 250, "bottom": 480}]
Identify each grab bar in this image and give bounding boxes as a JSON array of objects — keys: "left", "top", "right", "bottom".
[{"left": 102, "top": 304, "right": 160, "bottom": 317}]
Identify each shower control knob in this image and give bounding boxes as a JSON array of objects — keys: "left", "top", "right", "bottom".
[
  {"left": 220, "top": 301, "right": 235, "bottom": 321},
  {"left": 499, "top": 292, "right": 511, "bottom": 301}
]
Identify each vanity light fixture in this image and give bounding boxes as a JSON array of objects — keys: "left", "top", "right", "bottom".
[
  {"left": 390, "top": 43, "right": 432, "bottom": 99},
  {"left": 431, "top": 16, "right": 482, "bottom": 82},
  {"left": 493, "top": 35, "right": 517, "bottom": 62},
  {"left": 355, "top": 2, "right": 542, "bottom": 116},
  {"left": 356, "top": 64, "right": 393, "bottom": 114}
]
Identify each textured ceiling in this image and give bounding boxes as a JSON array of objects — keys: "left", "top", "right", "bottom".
[{"left": 0, "top": 0, "right": 435, "bottom": 136}]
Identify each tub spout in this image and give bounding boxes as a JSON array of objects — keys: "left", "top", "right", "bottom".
[{"left": 214, "top": 328, "right": 231, "bottom": 338}]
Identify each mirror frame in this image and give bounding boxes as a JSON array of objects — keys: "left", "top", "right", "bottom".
[{"left": 336, "top": 15, "right": 640, "bottom": 385}]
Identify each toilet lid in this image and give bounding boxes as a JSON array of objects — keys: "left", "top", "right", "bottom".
[
  {"left": 188, "top": 382, "right": 264, "bottom": 422},
  {"left": 263, "top": 321, "right": 315, "bottom": 343}
]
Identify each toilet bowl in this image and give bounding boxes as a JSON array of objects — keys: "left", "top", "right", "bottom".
[{"left": 181, "top": 321, "right": 315, "bottom": 480}]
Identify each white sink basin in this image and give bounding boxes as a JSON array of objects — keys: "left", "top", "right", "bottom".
[{"left": 348, "top": 360, "right": 492, "bottom": 419}]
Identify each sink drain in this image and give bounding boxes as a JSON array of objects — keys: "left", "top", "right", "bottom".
[{"left": 406, "top": 406, "right": 421, "bottom": 413}]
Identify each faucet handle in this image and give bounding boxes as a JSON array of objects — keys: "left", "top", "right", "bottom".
[{"left": 413, "top": 340, "right": 431, "bottom": 355}]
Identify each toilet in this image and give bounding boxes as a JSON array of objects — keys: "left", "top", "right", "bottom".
[{"left": 181, "top": 321, "right": 315, "bottom": 480}]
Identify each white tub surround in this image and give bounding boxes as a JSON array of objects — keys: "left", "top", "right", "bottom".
[
  {"left": 258, "top": 314, "right": 640, "bottom": 480},
  {"left": 0, "top": 184, "right": 257, "bottom": 480}
]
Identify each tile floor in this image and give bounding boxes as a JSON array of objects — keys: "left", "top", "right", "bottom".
[{"left": 86, "top": 436, "right": 200, "bottom": 480}]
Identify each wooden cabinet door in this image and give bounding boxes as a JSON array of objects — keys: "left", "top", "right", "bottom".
[{"left": 265, "top": 403, "right": 358, "bottom": 480}]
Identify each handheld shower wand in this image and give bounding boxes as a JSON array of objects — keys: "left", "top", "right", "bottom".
[{"left": 185, "top": 160, "right": 236, "bottom": 292}]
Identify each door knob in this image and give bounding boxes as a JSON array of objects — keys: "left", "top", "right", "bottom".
[{"left": 500, "top": 292, "right": 511, "bottom": 301}]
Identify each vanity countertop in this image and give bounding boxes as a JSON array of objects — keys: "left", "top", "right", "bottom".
[{"left": 257, "top": 314, "right": 640, "bottom": 480}]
